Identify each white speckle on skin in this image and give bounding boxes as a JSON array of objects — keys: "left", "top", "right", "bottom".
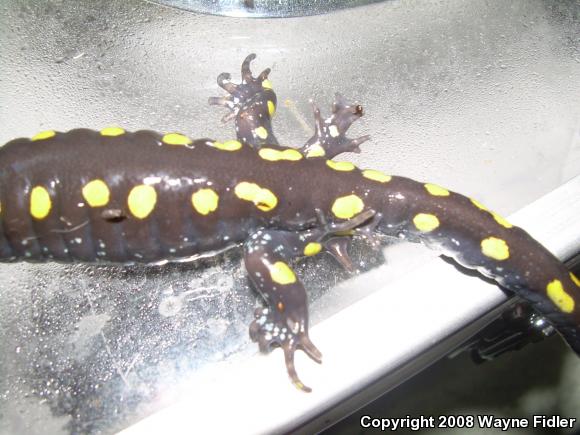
[
  {"left": 167, "top": 179, "right": 181, "bottom": 188},
  {"left": 144, "top": 176, "right": 162, "bottom": 185},
  {"left": 290, "top": 322, "right": 300, "bottom": 334}
]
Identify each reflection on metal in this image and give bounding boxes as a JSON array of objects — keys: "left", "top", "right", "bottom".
[{"left": 149, "top": 0, "right": 385, "bottom": 18}]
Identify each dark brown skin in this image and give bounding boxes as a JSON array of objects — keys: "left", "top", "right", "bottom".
[{"left": 1, "top": 54, "right": 578, "bottom": 392}]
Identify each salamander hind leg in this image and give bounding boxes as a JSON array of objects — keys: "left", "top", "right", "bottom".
[
  {"left": 243, "top": 210, "right": 375, "bottom": 392},
  {"left": 244, "top": 230, "right": 322, "bottom": 392},
  {"left": 208, "top": 53, "right": 279, "bottom": 148},
  {"left": 301, "top": 93, "right": 370, "bottom": 159}
]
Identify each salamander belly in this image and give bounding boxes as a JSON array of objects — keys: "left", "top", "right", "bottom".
[{"left": 0, "top": 171, "right": 246, "bottom": 264}]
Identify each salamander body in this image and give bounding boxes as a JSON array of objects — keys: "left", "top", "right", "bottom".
[{"left": 1, "top": 54, "right": 579, "bottom": 391}]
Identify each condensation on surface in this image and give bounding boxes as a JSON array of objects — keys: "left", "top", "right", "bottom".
[{"left": 0, "top": 0, "right": 579, "bottom": 433}]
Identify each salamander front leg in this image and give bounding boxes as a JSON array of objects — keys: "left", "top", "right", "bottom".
[
  {"left": 301, "top": 94, "right": 370, "bottom": 159},
  {"left": 209, "top": 53, "right": 279, "bottom": 148}
]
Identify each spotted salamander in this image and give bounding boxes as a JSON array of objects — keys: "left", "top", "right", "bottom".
[{"left": 1, "top": 54, "right": 579, "bottom": 392}]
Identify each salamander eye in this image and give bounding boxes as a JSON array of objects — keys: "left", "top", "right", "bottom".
[
  {"left": 101, "top": 209, "right": 127, "bottom": 223},
  {"left": 355, "top": 105, "right": 363, "bottom": 116}
]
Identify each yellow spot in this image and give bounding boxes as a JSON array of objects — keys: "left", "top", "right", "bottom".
[
  {"left": 304, "top": 242, "right": 322, "bottom": 257},
  {"left": 413, "top": 213, "right": 440, "bottom": 232},
  {"left": 305, "top": 143, "right": 325, "bottom": 158},
  {"left": 258, "top": 148, "right": 303, "bottom": 162},
  {"left": 262, "top": 79, "right": 273, "bottom": 90},
  {"left": 82, "top": 179, "right": 110, "bottom": 207},
  {"left": 492, "top": 212, "right": 513, "bottom": 229},
  {"left": 212, "top": 140, "right": 242, "bottom": 151},
  {"left": 481, "top": 237, "right": 510, "bottom": 261},
  {"left": 425, "top": 183, "right": 450, "bottom": 197},
  {"left": 191, "top": 188, "right": 219, "bottom": 215},
  {"left": 471, "top": 198, "right": 512, "bottom": 228},
  {"left": 362, "top": 169, "right": 392, "bottom": 183},
  {"left": 571, "top": 273, "right": 580, "bottom": 287},
  {"left": 294, "top": 380, "right": 305, "bottom": 390},
  {"left": 254, "top": 126, "right": 268, "bottom": 140},
  {"left": 471, "top": 198, "right": 488, "bottom": 211},
  {"left": 162, "top": 133, "right": 192, "bottom": 146},
  {"left": 127, "top": 184, "right": 157, "bottom": 219},
  {"left": 100, "top": 127, "right": 125, "bottom": 137},
  {"left": 234, "top": 182, "right": 278, "bottom": 212},
  {"left": 326, "top": 160, "right": 356, "bottom": 172},
  {"left": 328, "top": 125, "right": 340, "bottom": 137},
  {"left": 331, "top": 194, "right": 364, "bottom": 219},
  {"left": 547, "top": 279, "right": 575, "bottom": 313},
  {"left": 277, "top": 302, "right": 285, "bottom": 312},
  {"left": 267, "top": 261, "right": 296, "bottom": 285},
  {"left": 30, "top": 186, "right": 51, "bottom": 220},
  {"left": 31, "top": 130, "right": 56, "bottom": 141},
  {"left": 267, "top": 100, "right": 276, "bottom": 116}
]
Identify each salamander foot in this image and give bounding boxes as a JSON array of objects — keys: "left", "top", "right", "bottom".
[
  {"left": 301, "top": 93, "right": 370, "bottom": 159},
  {"left": 208, "top": 53, "right": 274, "bottom": 123},
  {"left": 250, "top": 307, "right": 322, "bottom": 392}
]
